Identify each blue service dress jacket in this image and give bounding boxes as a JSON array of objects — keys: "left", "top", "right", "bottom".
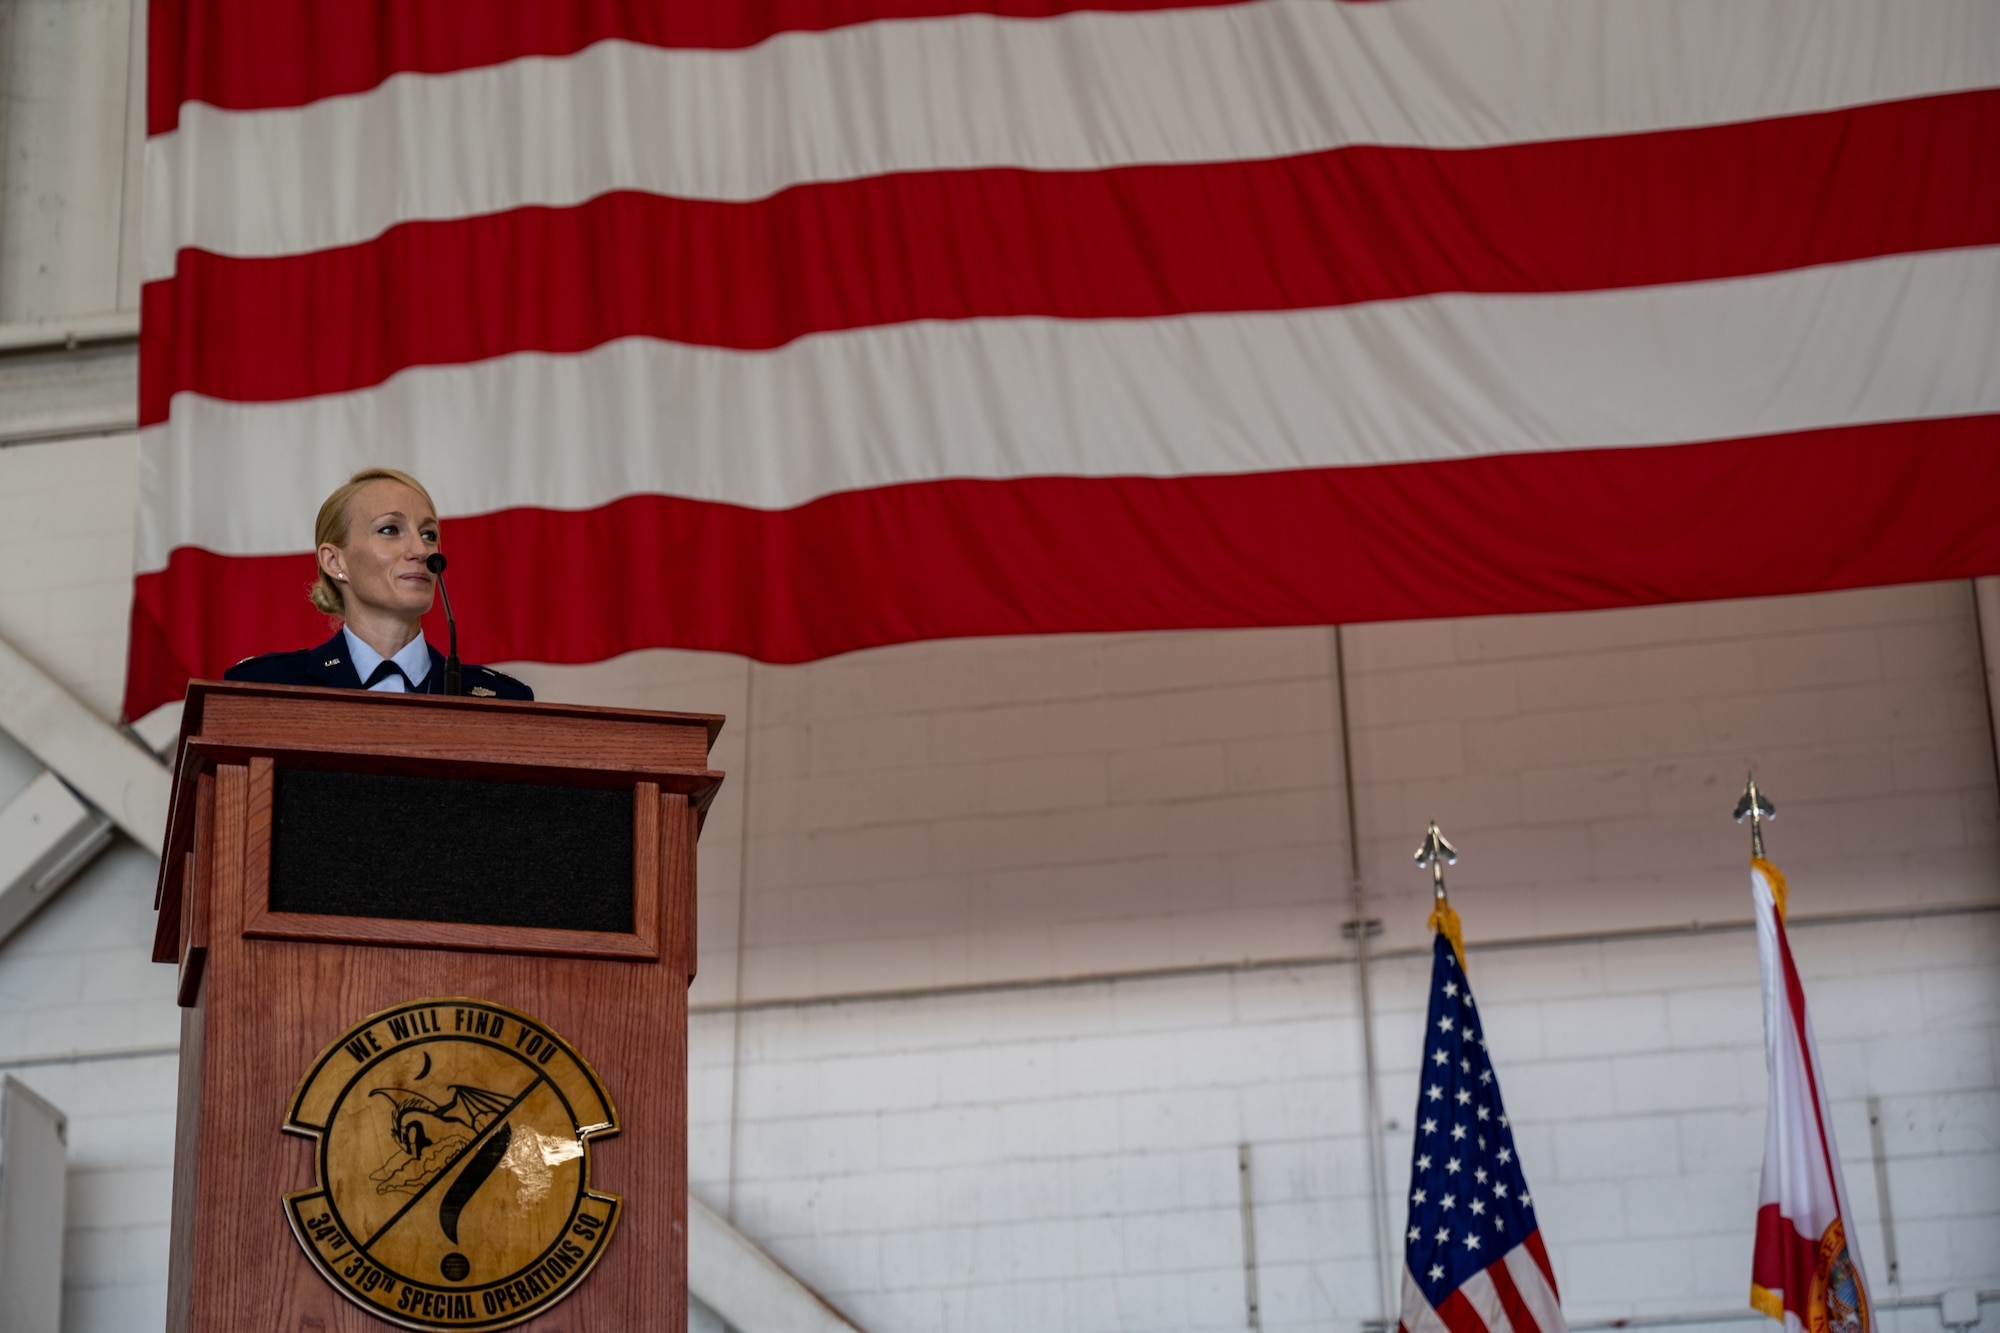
[{"left": 222, "top": 632, "right": 534, "bottom": 700}]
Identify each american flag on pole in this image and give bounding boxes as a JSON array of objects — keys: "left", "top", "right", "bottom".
[
  {"left": 131, "top": 1, "right": 2000, "bottom": 717},
  {"left": 1399, "top": 927, "right": 1565, "bottom": 1333},
  {"left": 1749, "top": 857, "right": 1872, "bottom": 1332}
]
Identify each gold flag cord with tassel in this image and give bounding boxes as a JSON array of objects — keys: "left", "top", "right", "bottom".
[
  {"left": 1427, "top": 896, "right": 1466, "bottom": 971},
  {"left": 1752, "top": 855, "right": 1789, "bottom": 922}
]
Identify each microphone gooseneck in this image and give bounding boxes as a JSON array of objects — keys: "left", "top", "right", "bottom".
[{"left": 425, "top": 553, "right": 462, "bottom": 696}]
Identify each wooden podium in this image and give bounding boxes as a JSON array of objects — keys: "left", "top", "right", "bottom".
[{"left": 153, "top": 682, "right": 723, "bottom": 1332}]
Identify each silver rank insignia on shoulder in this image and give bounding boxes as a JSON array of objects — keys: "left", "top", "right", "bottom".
[{"left": 470, "top": 686, "right": 497, "bottom": 697}]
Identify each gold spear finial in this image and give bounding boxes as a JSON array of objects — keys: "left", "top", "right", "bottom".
[
  {"left": 1733, "top": 772, "right": 1776, "bottom": 860},
  {"left": 1414, "top": 820, "right": 1458, "bottom": 905}
]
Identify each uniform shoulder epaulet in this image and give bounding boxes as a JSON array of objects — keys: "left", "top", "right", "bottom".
[
  {"left": 462, "top": 664, "right": 533, "bottom": 700},
  {"left": 234, "top": 645, "right": 310, "bottom": 666}
]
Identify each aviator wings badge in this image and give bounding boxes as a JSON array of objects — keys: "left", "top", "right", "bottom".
[{"left": 283, "top": 999, "right": 621, "bottom": 1330}]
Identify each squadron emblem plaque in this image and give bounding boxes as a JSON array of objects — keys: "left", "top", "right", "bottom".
[{"left": 283, "top": 999, "right": 621, "bottom": 1330}]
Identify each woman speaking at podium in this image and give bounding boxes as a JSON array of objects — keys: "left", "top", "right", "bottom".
[{"left": 224, "top": 468, "right": 533, "bottom": 700}]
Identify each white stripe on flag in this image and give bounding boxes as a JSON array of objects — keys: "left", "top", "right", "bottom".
[
  {"left": 1502, "top": 1246, "right": 1567, "bottom": 1333},
  {"left": 1458, "top": 1269, "right": 1513, "bottom": 1332},
  {"left": 1753, "top": 865, "right": 1843, "bottom": 1239},
  {"left": 1400, "top": 1269, "right": 1453, "bottom": 1333},
  {"left": 141, "top": 0, "right": 2000, "bottom": 277},
  {"left": 138, "top": 246, "right": 2000, "bottom": 568}
]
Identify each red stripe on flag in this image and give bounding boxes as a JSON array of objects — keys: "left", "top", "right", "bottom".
[
  {"left": 1750, "top": 1202, "right": 1815, "bottom": 1318},
  {"left": 1774, "top": 915, "right": 1850, "bottom": 1225},
  {"left": 1485, "top": 1257, "right": 1544, "bottom": 1333},
  {"left": 123, "top": 416, "right": 2000, "bottom": 719},
  {"left": 1522, "top": 1231, "right": 1559, "bottom": 1300},
  {"left": 147, "top": 0, "right": 1268, "bottom": 134},
  {"left": 1436, "top": 1290, "right": 1495, "bottom": 1333},
  {"left": 138, "top": 92, "right": 2000, "bottom": 424}
]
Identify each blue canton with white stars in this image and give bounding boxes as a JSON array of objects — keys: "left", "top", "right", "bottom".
[{"left": 1404, "top": 934, "right": 1539, "bottom": 1306}]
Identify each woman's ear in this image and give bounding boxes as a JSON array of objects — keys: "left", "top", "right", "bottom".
[{"left": 319, "top": 543, "right": 348, "bottom": 583}]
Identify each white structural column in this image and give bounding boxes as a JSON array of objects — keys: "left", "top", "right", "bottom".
[
  {"left": 0, "top": 1075, "right": 69, "bottom": 1333},
  {"left": 688, "top": 1194, "right": 864, "bottom": 1333}
]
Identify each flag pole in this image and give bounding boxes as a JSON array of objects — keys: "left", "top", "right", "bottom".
[{"left": 1733, "top": 772, "right": 1775, "bottom": 859}]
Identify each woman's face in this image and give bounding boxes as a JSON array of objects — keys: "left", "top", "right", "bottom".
[{"left": 319, "top": 480, "right": 439, "bottom": 622}]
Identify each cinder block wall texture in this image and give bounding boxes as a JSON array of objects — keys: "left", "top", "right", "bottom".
[{"left": 0, "top": 425, "right": 1995, "bottom": 1332}]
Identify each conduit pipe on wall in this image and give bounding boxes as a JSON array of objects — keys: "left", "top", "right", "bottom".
[
  {"left": 686, "top": 899, "right": 1996, "bottom": 1017},
  {"left": 1332, "top": 625, "right": 1398, "bottom": 1322},
  {"left": 1972, "top": 578, "right": 2000, "bottom": 813}
]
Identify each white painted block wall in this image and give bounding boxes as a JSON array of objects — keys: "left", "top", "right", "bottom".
[{"left": 687, "top": 913, "right": 1997, "bottom": 1331}]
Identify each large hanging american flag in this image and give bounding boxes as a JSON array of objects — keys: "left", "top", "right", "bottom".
[
  {"left": 131, "top": 0, "right": 2000, "bottom": 717},
  {"left": 1400, "top": 929, "right": 1565, "bottom": 1333}
]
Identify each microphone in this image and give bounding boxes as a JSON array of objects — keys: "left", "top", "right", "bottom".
[{"left": 425, "top": 553, "right": 462, "bottom": 696}]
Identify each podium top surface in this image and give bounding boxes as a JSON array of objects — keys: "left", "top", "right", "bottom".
[
  {"left": 154, "top": 681, "right": 726, "bottom": 938},
  {"left": 179, "top": 678, "right": 725, "bottom": 749},
  {"left": 170, "top": 679, "right": 724, "bottom": 795}
]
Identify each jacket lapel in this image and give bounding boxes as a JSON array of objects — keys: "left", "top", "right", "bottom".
[
  {"left": 301, "top": 631, "right": 364, "bottom": 690},
  {"left": 423, "top": 644, "right": 448, "bottom": 695}
]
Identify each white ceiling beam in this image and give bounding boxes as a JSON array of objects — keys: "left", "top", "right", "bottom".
[
  {"left": 0, "top": 772, "right": 114, "bottom": 948},
  {"left": 0, "top": 703, "right": 178, "bottom": 950},
  {"left": 0, "top": 633, "right": 167, "bottom": 856},
  {"left": 0, "top": 310, "right": 139, "bottom": 352},
  {"left": 0, "top": 333, "right": 137, "bottom": 445},
  {"left": 689, "top": 1192, "right": 865, "bottom": 1333}
]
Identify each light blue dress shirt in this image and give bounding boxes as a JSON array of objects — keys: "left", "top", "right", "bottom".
[{"left": 342, "top": 626, "right": 432, "bottom": 692}]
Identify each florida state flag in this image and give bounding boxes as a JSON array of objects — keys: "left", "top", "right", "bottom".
[{"left": 1750, "top": 857, "right": 1871, "bottom": 1332}]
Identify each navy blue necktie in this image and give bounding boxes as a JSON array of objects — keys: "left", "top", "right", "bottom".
[{"left": 363, "top": 660, "right": 414, "bottom": 690}]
